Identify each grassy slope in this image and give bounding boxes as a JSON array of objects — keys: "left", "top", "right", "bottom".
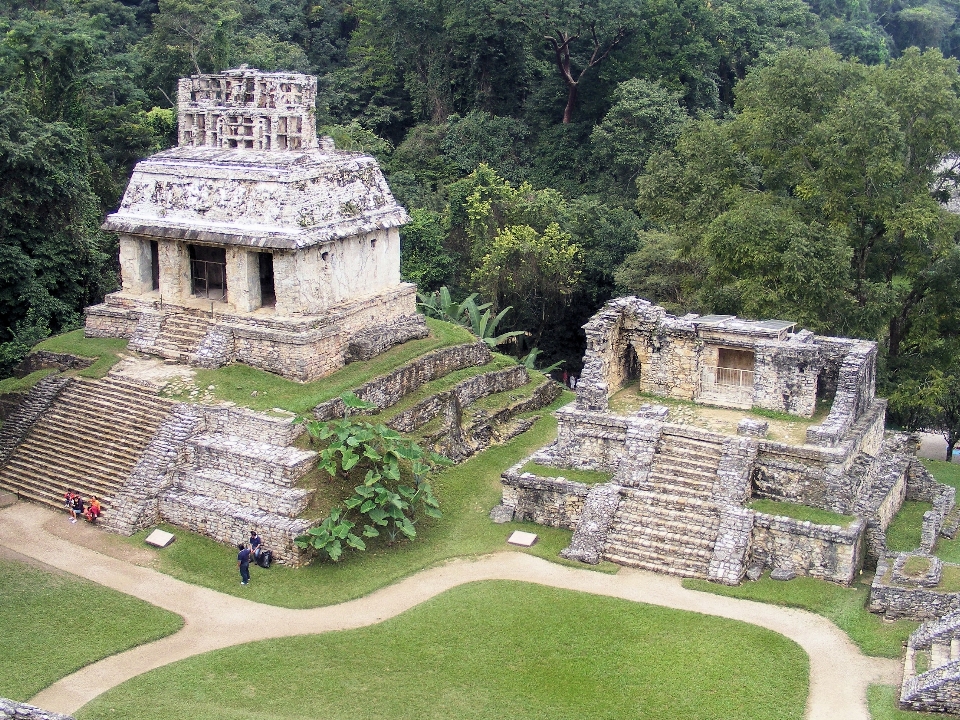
[
  {"left": 76, "top": 582, "right": 808, "bottom": 720},
  {"left": 886, "top": 501, "right": 933, "bottom": 552},
  {"left": 33, "top": 330, "right": 129, "bottom": 379},
  {"left": 0, "top": 558, "right": 183, "bottom": 701},
  {"left": 125, "top": 393, "right": 618, "bottom": 609},
  {"left": 173, "top": 318, "right": 476, "bottom": 413}
]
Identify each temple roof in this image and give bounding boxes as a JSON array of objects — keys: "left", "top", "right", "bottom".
[{"left": 101, "top": 145, "right": 409, "bottom": 250}]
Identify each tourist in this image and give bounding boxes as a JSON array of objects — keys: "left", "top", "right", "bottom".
[
  {"left": 237, "top": 542, "right": 251, "bottom": 585},
  {"left": 70, "top": 494, "right": 84, "bottom": 524},
  {"left": 85, "top": 496, "right": 101, "bottom": 523},
  {"left": 64, "top": 491, "right": 76, "bottom": 520},
  {"left": 249, "top": 530, "right": 262, "bottom": 559},
  {"left": 570, "top": 376, "right": 577, "bottom": 390}
]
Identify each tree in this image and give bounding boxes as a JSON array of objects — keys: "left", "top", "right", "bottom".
[
  {"left": 590, "top": 78, "right": 688, "bottom": 188},
  {"left": 890, "top": 369, "right": 960, "bottom": 460},
  {"left": 472, "top": 222, "right": 582, "bottom": 346},
  {"left": 506, "top": 0, "right": 642, "bottom": 123}
]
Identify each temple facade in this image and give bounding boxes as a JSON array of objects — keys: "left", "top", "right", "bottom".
[{"left": 85, "top": 67, "right": 425, "bottom": 381}]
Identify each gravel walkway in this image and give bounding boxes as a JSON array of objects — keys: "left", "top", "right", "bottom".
[{"left": 0, "top": 503, "right": 901, "bottom": 719}]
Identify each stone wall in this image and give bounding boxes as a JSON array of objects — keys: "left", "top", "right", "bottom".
[
  {"left": 539, "top": 405, "right": 628, "bottom": 471},
  {"left": 0, "top": 375, "right": 72, "bottom": 469},
  {"left": 387, "top": 366, "right": 528, "bottom": 433},
  {"left": 345, "top": 315, "right": 428, "bottom": 363},
  {"left": 870, "top": 556, "right": 960, "bottom": 620},
  {"left": 499, "top": 468, "right": 591, "bottom": 529},
  {"left": 14, "top": 351, "right": 94, "bottom": 377},
  {"left": 313, "top": 341, "right": 491, "bottom": 420},
  {"left": 752, "top": 333, "right": 822, "bottom": 416},
  {"left": 749, "top": 514, "right": 865, "bottom": 584},
  {"left": 0, "top": 698, "right": 74, "bottom": 720},
  {"left": 86, "top": 284, "right": 419, "bottom": 382},
  {"left": 751, "top": 399, "right": 886, "bottom": 514},
  {"left": 103, "top": 404, "right": 205, "bottom": 535},
  {"left": 806, "top": 339, "right": 877, "bottom": 447}
]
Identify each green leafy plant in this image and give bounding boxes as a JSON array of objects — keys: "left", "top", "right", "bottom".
[
  {"left": 521, "top": 347, "right": 563, "bottom": 373},
  {"left": 416, "top": 286, "right": 480, "bottom": 326},
  {"left": 295, "top": 394, "right": 448, "bottom": 561},
  {"left": 460, "top": 296, "right": 525, "bottom": 348}
]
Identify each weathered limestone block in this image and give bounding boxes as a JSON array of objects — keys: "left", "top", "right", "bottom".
[
  {"left": 345, "top": 314, "right": 428, "bottom": 363},
  {"left": 0, "top": 698, "right": 75, "bottom": 720},
  {"left": 871, "top": 556, "right": 960, "bottom": 620},
  {"left": 185, "top": 434, "right": 316, "bottom": 487},
  {"left": 560, "top": 483, "right": 623, "bottom": 564},
  {"left": 708, "top": 506, "right": 755, "bottom": 585},
  {"left": 500, "top": 469, "right": 591, "bottom": 530},
  {"left": 749, "top": 513, "right": 864, "bottom": 584},
  {"left": 737, "top": 418, "right": 768, "bottom": 437}
]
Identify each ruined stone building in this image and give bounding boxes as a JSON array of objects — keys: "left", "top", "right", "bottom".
[
  {"left": 496, "top": 297, "right": 946, "bottom": 585},
  {"left": 85, "top": 67, "right": 425, "bottom": 381}
]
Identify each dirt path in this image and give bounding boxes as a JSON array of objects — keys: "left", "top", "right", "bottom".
[{"left": 0, "top": 503, "right": 901, "bottom": 720}]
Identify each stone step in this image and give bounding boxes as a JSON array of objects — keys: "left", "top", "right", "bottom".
[
  {"left": 178, "top": 468, "right": 311, "bottom": 518},
  {"left": 42, "top": 404, "right": 166, "bottom": 441},
  {"left": 14, "top": 431, "right": 145, "bottom": 470},
  {"left": 602, "top": 546, "right": 711, "bottom": 578},
  {"left": 620, "top": 489, "right": 720, "bottom": 515},
  {"left": 649, "top": 456, "right": 719, "bottom": 480},
  {"left": 659, "top": 433, "right": 725, "bottom": 458},
  {"left": 58, "top": 385, "right": 173, "bottom": 417},
  {"left": 609, "top": 509, "right": 720, "bottom": 537},
  {"left": 606, "top": 523, "right": 717, "bottom": 553},
  {"left": 186, "top": 434, "right": 317, "bottom": 487},
  {"left": 159, "top": 490, "right": 313, "bottom": 565},
  {"left": 0, "top": 468, "right": 120, "bottom": 506},
  {"left": 645, "top": 472, "right": 715, "bottom": 498}
]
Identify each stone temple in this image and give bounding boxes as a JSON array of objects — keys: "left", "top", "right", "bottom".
[
  {"left": 84, "top": 67, "right": 426, "bottom": 381},
  {"left": 495, "top": 297, "right": 953, "bottom": 587}
]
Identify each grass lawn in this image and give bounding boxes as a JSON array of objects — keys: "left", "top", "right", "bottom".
[
  {"left": 0, "top": 558, "right": 183, "bottom": 701},
  {"left": 33, "top": 330, "right": 129, "bottom": 379},
  {"left": 520, "top": 461, "right": 614, "bottom": 485},
  {"left": 867, "top": 685, "right": 951, "bottom": 719},
  {"left": 166, "top": 318, "right": 476, "bottom": 414},
  {"left": 684, "top": 572, "right": 916, "bottom": 658},
  {"left": 0, "top": 368, "right": 58, "bottom": 394},
  {"left": 76, "top": 581, "right": 808, "bottom": 720},
  {"left": 748, "top": 499, "right": 855, "bottom": 527},
  {"left": 125, "top": 393, "right": 618, "bottom": 609},
  {"left": 922, "top": 459, "right": 960, "bottom": 490},
  {"left": 886, "top": 501, "right": 934, "bottom": 552}
]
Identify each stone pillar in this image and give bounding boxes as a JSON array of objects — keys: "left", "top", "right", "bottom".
[
  {"left": 225, "top": 248, "right": 261, "bottom": 313},
  {"left": 157, "top": 240, "right": 191, "bottom": 303},
  {"left": 272, "top": 251, "right": 299, "bottom": 316},
  {"left": 118, "top": 236, "right": 154, "bottom": 295}
]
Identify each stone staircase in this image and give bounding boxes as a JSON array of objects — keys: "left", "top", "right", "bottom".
[
  {"left": 901, "top": 609, "right": 960, "bottom": 713},
  {"left": 157, "top": 408, "right": 318, "bottom": 564},
  {"left": 153, "top": 313, "right": 212, "bottom": 362},
  {"left": 603, "top": 429, "right": 724, "bottom": 578},
  {"left": 0, "top": 376, "right": 174, "bottom": 513}
]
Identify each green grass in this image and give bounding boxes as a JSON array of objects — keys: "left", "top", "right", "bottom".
[
  {"left": 936, "top": 535, "right": 960, "bottom": 564},
  {"left": 124, "top": 392, "right": 617, "bottom": 609},
  {"left": 76, "top": 581, "right": 808, "bottom": 720},
  {"left": 748, "top": 499, "right": 855, "bottom": 527},
  {"left": 0, "top": 368, "right": 58, "bottom": 394},
  {"left": 937, "top": 565, "right": 960, "bottom": 592},
  {"left": 886, "top": 501, "right": 934, "bottom": 552},
  {"left": 167, "top": 318, "right": 475, "bottom": 413},
  {"left": 0, "top": 558, "right": 183, "bottom": 701},
  {"left": 520, "top": 461, "right": 614, "bottom": 485},
  {"left": 923, "top": 458, "right": 960, "bottom": 490},
  {"left": 867, "top": 685, "right": 949, "bottom": 719},
  {"left": 33, "top": 329, "right": 129, "bottom": 379},
  {"left": 901, "top": 555, "right": 932, "bottom": 577},
  {"left": 684, "top": 573, "right": 917, "bottom": 658}
]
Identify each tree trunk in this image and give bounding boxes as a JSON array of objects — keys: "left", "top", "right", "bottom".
[
  {"left": 947, "top": 440, "right": 956, "bottom": 461},
  {"left": 562, "top": 83, "right": 578, "bottom": 124}
]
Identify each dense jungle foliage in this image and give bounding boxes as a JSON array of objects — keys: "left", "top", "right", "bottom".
[{"left": 5, "top": 0, "right": 960, "bottom": 438}]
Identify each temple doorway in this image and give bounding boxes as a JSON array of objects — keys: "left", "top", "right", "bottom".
[{"left": 189, "top": 245, "right": 227, "bottom": 301}]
